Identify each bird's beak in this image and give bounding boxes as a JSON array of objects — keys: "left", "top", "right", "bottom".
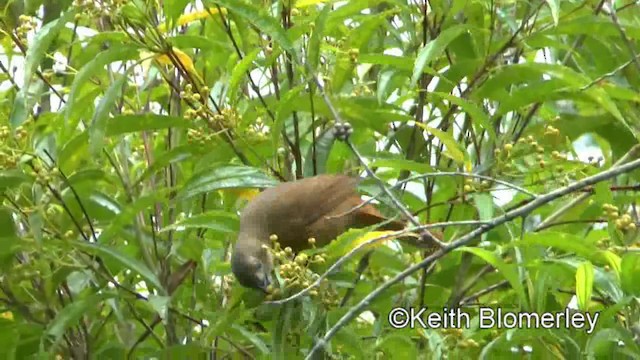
[{"left": 257, "top": 271, "right": 272, "bottom": 293}]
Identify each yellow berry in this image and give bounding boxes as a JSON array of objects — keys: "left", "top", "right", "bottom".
[{"left": 295, "top": 254, "right": 308, "bottom": 265}]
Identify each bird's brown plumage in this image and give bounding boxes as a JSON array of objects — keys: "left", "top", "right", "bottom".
[{"left": 231, "top": 174, "right": 406, "bottom": 291}]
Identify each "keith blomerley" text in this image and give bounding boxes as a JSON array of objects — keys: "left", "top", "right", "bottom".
[{"left": 388, "top": 307, "right": 599, "bottom": 334}]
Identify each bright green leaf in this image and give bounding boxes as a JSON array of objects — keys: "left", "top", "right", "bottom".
[
  {"left": 575, "top": 261, "right": 594, "bottom": 310},
  {"left": 179, "top": 165, "right": 278, "bottom": 200}
]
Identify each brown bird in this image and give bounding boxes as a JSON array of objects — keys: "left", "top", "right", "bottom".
[{"left": 231, "top": 174, "right": 408, "bottom": 292}]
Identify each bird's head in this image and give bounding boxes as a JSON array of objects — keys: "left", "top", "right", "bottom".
[{"left": 231, "top": 239, "right": 273, "bottom": 293}]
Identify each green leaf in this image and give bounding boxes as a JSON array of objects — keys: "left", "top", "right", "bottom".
[
  {"left": 64, "top": 169, "right": 109, "bottom": 188},
  {"left": 593, "top": 181, "right": 613, "bottom": 207},
  {"left": 475, "top": 63, "right": 631, "bottom": 133},
  {"left": 346, "top": 9, "right": 389, "bottom": 51},
  {"left": 515, "top": 232, "right": 610, "bottom": 264},
  {"left": 272, "top": 302, "right": 294, "bottom": 360},
  {"left": 232, "top": 324, "right": 269, "bottom": 354},
  {"left": 332, "top": 55, "right": 354, "bottom": 92},
  {"left": 65, "top": 45, "right": 140, "bottom": 125},
  {"left": 179, "top": 165, "right": 278, "bottom": 200},
  {"left": 620, "top": 253, "right": 640, "bottom": 296},
  {"left": 334, "top": 327, "right": 364, "bottom": 359},
  {"left": 602, "top": 250, "right": 621, "bottom": 279},
  {"left": 161, "top": 210, "right": 238, "bottom": 234},
  {"left": 148, "top": 295, "right": 170, "bottom": 319},
  {"left": 228, "top": 48, "right": 260, "bottom": 103},
  {"left": 377, "top": 69, "right": 398, "bottom": 104},
  {"left": 153, "top": 344, "right": 208, "bottom": 358},
  {"left": 134, "top": 145, "right": 199, "bottom": 185},
  {"left": 457, "top": 247, "right": 529, "bottom": 310},
  {"left": 472, "top": 193, "right": 494, "bottom": 222},
  {"left": 169, "top": 35, "right": 233, "bottom": 52},
  {"left": 411, "top": 25, "right": 472, "bottom": 87},
  {"left": 0, "top": 236, "right": 22, "bottom": 271},
  {"left": 416, "top": 125, "right": 466, "bottom": 164},
  {"left": 273, "top": 84, "right": 305, "bottom": 148},
  {"left": 22, "top": 11, "right": 74, "bottom": 93},
  {"left": 28, "top": 211, "right": 44, "bottom": 245},
  {"left": 60, "top": 188, "right": 121, "bottom": 222},
  {"left": 303, "top": 127, "right": 336, "bottom": 177},
  {"left": 212, "top": 0, "right": 293, "bottom": 52},
  {"left": 360, "top": 53, "right": 414, "bottom": 72},
  {"left": 106, "top": 114, "right": 188, "bottom": 136},
  {"left": 0, "top": 170, "right": 32, "bottom": 192},
  {"left": 545, "top": 0, "right": 560, "bottom": 25},
  {"left": 575, "top": 261, "right": 594, "bottom": 310},
  {"left": 206, "top": 304, "right": 243, "bottom": 337},
  {"left": 430, "top": 92, "right": 496, "bottom": 139},
  {"left": 0, "top": 208, "right": 16, "bottom": 238},
  {"left": 73, "top": 242, "right": 163, "bottom": 291},
  {"left": 164, "top": 0, "right": 193, "bottom": 31},
  {"left": 377, "top": 334, "right": 417, "bottom": 359},
  {"left": 99, "top": 189, "right": 172, "bottom": 243},
  {"left": 89, "top": 73, "right": 129, "bottom": 155},
  {"left": 368, "top": 158, "right": 434, "bottom": 174},
  {"left": 307, "top": 5, "right": 330, "bottom": 70},
  {"left": 58, "top": 133, "right": 90, "bottom": 174},
  {"left": 9, "top": 92, "right": 28, "bottom": 129},
  {"left": 45, "top": 292, "right": 115, "bottom": 344}
]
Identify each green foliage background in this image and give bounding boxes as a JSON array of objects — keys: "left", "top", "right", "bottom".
[{"left": 1, "top": 0, "right": 640, "bottom": 358}]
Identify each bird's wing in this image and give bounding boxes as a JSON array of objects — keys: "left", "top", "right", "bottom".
[
  {"left": 354, "top": 203, "right": 406, "bottom": 230},
  {"left": 294, "top": 175, "right": 360, "bottom": 227},
  {"left": 243, "top": 175, "right": 356, "bottom": 231},
  {"left": 281, "top": 175, "right": 406, "bottom": 231}
]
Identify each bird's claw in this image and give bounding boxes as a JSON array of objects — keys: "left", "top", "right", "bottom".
[
  {"left": 420, "top": 231, "right": 446, "bottom": 252},
  {"left": 333, "top": 122, "right": 353, "bottom": 141}
]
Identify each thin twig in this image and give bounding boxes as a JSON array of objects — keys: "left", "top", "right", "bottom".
[{"left": 459, "top": 280, "right": 510, "bottom": 305}]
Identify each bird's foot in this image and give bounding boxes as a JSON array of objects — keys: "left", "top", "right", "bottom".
[
  {"left": 332, "top": 122, "right": 353, "bottom": 141},
  {"left": 419, "top": 230, "right": 446, "bottom": 252}
]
